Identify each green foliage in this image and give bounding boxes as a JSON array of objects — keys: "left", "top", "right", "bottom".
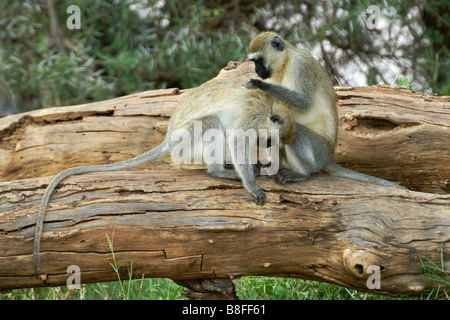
[
  {"left": 397, "top": 77, "right": 415, "bottom": 90},
  {"left": 421, "top": 0, "right": 450, "bottom": 95},
  {"left": 0, "top": 0, "right": 250, "bottom": 111}
]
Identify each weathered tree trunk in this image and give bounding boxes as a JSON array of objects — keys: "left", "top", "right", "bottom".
[
  {"left": 0, "top": 61, "right": 449, "bottom": 297},
  {"left": 0, "top": 170, "right": 448, "bottom": 296},
  {"left": 334, "top": 86, "right": 449, "bottom": 194},
  {"left": 0, "top": 61, "right": 448, "bottom": 193}
]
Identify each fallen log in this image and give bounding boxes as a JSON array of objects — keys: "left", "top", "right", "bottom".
[
  {"left": 0, "top": 61, "right": 449, "bottom": 297},
  {"left": 0, "top": 61, "right": 449, "bottom": 193},
  {"left": 0, "top": 170, "right": 448, "bottom": 296}
]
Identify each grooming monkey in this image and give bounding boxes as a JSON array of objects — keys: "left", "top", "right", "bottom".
[
  {"left": 247, "top": 32, "right": 405, "bottom": 188},
  {"left": 33, "top": 77, "right": 295, "bottom": 277}
]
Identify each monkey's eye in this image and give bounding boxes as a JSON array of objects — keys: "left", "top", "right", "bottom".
[
  {"left": 270, "top": 115, "right": 284, "bottom": 124},
  {"left": 271, "top": 36, "right": 284, "bottom": 51}
]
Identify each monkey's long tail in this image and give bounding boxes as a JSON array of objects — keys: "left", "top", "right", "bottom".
[
  {"left": 33, "top": 141, "right": 169, "bottom": 278},
  {"left": 324, "top": 162, "right": 406, "bottom": 189}
]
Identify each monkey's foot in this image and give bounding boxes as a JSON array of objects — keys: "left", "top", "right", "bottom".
[
  {"left": 253, "top": 161, "right": 272, "bottom": 176},
  {"left": 275, "top": 169, "right": 309, "bottom": 184}
]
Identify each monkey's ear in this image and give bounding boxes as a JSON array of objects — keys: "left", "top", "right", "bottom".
[
  {"left": 271, "top": 36, "right": 284, "bottom": 51},
  {"left": 270, "top": 114, "right": 284, "bottom": 125}
]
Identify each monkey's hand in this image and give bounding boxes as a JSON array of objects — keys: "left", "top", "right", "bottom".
[{"left": 245, "top": 79, "right": 269, "bottom": 91}]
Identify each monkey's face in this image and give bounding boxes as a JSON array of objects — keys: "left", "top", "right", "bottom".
[
  {"left": 266, "top": 111, "right": 296, "bottom": 146},
  {"left": 249, "top": 56, "right": 271, "bottom": 79},
  {"left": 269, "top": 104, "right": 296, "bottom": 145},
  {"left": 248, "top": 32, "right": 287, "bottom": 80}
]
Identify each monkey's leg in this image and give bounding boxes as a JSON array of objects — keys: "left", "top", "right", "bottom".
[
  {"left": 200, "top": 116, "right": 247, "bottom": 181},
  {"left": 227, "top": 135, "right": 266, "bottom": 205},
  {"left": 207, "top": 163, "right": 240, "bottom": 180},
  {"left": 275, "top": 124, "right": 332, "bottom": 184},
  {"left": 275, "top": 169, "right": 309, "bottom": 184},
  {"left": 225, "top": 162, "right": 261, "bottom": 176},
  {"left": 277, "top": 124, "right": 405, "bottom": 189}
]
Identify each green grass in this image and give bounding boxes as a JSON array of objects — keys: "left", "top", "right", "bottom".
[
  {"left": 3, "top": 272, "right": 449, "bottom": 300},
  {"left": 397, "top": 76, "right": 416, "bottom": 90},
  {"left": 0, "top": 278, "right": 183, "bottom": 300},
  {"left": 0, "top": 277, "right": 413, "bottom": 300},
  {"left": 420, "top": 243, "right": 450, "bottom": 300},
  {"left": 234, "top": 277, "right": 398, "bottom": 300}
]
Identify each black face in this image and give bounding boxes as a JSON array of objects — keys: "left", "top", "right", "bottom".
[
  {"left": 271, "top": 36, "right": 284, "bottom": 51},
  {"left": 270, "top": 114, "right": 284, "bottom": 125},
  {"left": 250, "top": 56, "right": 271, "bottom": 79}
]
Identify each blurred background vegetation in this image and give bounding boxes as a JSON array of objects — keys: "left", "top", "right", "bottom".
[{"left": 0, "top": 0, "right": 448, "bottom": 115}]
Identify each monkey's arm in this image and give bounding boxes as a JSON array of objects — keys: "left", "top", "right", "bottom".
[{"left": 247, "top": 79, "right": 311, "bottom": 110}]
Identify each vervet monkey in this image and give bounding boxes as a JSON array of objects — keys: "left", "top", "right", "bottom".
[
  {"left": 0, "top": 73, "right": 18, "bottom": 116},
  {"left": 247, "top": 32, "right": 405, "bottom": 188},
  {"left": 33, "top": 78, "right": 295, "bottom": 277}
]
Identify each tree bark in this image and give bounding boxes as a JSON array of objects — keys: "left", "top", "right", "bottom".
[
  {"left": 0, "top": 61, "right": 449, "bottom": 296},
  {"left": 334, "top": 86, "right": 449, "bottom": 194},
  {"left": 0, "top": 61, "right": 448, "bottom": 193},
  {"left": 0, "top": 170, "right": 448, "bottom": 296}
]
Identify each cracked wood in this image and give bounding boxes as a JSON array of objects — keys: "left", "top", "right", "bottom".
[{"left": 0, "top": 170, "right": 449, "bottom": 296}]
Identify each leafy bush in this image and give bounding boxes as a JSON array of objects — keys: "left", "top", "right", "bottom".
[{"left": 1, "top": 0, "right": 448, "bottom": 113}]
